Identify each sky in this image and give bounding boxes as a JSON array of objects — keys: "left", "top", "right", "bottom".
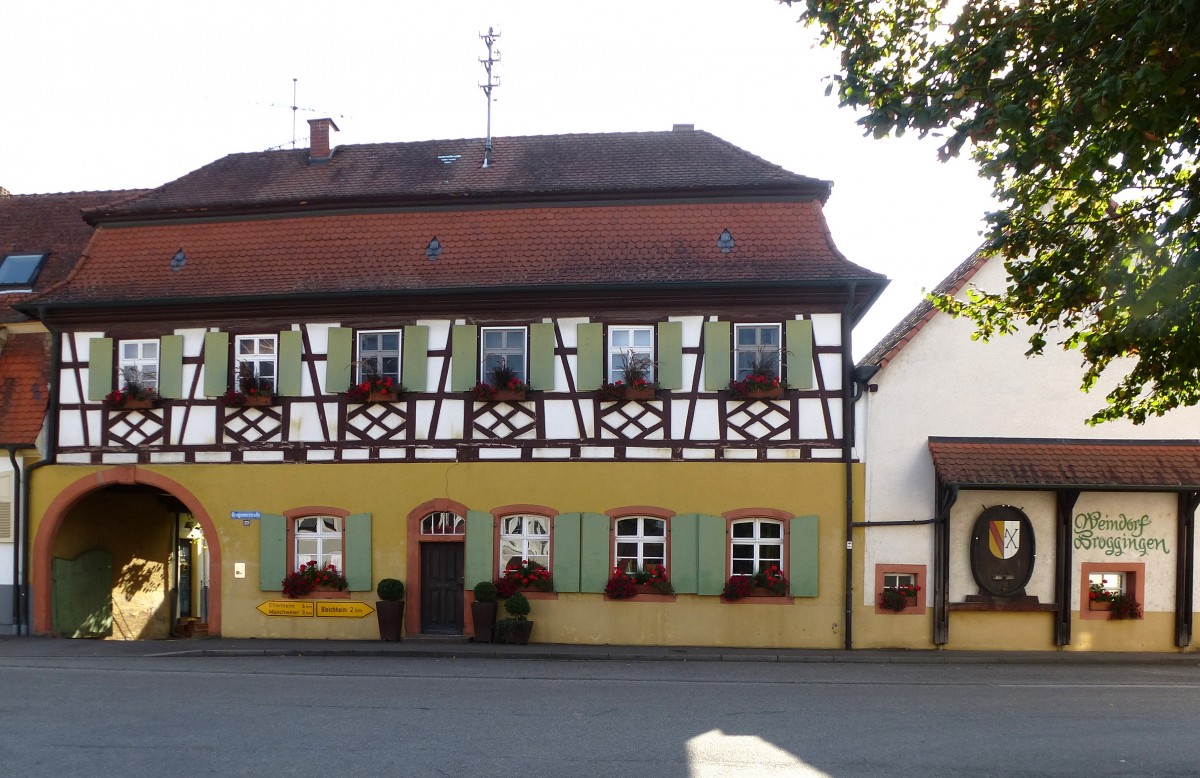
[{"left": 4, "top": 1, "right": 996, "bottom": 357}]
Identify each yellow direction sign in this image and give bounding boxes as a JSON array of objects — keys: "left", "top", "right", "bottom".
[
  {"left": 316, "top": 601, "right": 375, "bottom": 618},
  {"left": 257, "top": 600, "right": 315, "bottom": 617}
]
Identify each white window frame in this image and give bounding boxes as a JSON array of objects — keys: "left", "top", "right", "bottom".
[
  {"left": 420, "top": 511, "right": 465, "bottom": 536},
  {"left": 357, "top": 329, "right": 402, "bottom": 383},
  {"left": 1088, "top": 572, "right": 1125, "bottom": 597},
  {"left": 480, "top": 327, "right": 527, "bottom": 383},
  {"left": 613, "top": 516, "right": 667, "bottom": 573},
  {"left": 733, "top": 323, "right": 782, "bottom": 380},
  {"left": 235, "top": 334, "right": 277, "bottom": 392},
  {"left": 730, "top": 519, "right": 784, "bottom": 576},
  {"left": 883, "top": 572, "right": 917, "bottom": 590},
  {"left": 294, "top": 515, "right": 344, "bottom": 570},
  {"left": 118, "top": 339, "right": 160, "bottom": 391},
  {"left": 499, "top": 514, "right": 550, "bottom": 574},
  {"left": 607, "top": 326, "right": 655, "bottom": 383}
]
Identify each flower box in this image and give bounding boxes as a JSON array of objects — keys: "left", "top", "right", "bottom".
[
  {"left": 1088, "top": 600, "right": 1112, "bottom": 612},
  {"left": 297, "top": 586, "right": 350, "bottom": 599},
  {"left": 622, "top": 386, "right": 656, "bottom": 401},
  {"left": 368, "top": 389, "right": 400, "bottom": 402},
  {"left": 491, "top": 388, "right": 527, "bottom": 402},
  {"left": 241, "top": 394, "right": 274, "bottom": 407},
  {"left": 738, "top": 386, "right": 784, "bottom": 400},
  {"left": 107, "top": 396, "right": 157, "bottom": 410}
]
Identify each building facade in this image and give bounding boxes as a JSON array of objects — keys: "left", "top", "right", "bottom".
[
  {"left": 24, "top": 123, "right": 888, "bottom": 644},
  {"left": 856, "top": 251, "right": 1200, "bottom": 652}
]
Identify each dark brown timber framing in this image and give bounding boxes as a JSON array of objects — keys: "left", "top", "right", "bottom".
[
  {"left": 933, "top": 480, "right": 957, "bottom": 645},
  {"left": 1178, "top": 491, "right": 1199, "bottom": 647},
  {"left": 1055, "top": 490, "right": 1081, "bottom": 646}
]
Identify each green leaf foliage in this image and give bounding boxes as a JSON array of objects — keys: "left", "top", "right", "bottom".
[{"left": 787, "top": 0, "right": 1200, "bottom": 423}]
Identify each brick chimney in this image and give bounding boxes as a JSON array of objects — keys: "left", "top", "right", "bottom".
[{"left": 308, "top": 117, "right": 340, "bottom": 162}]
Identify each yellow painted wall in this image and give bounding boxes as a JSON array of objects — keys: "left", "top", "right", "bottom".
[
  {"left": 53, "top": 488, "right": 173, "bottom": 639},
  {"left": 30, "top": 460, "right": 860, "bottom": 646}
]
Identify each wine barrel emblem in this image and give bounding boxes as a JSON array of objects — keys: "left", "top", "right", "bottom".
[{"left": 969, "top": 505, "right": 1035, "bottom": 597}]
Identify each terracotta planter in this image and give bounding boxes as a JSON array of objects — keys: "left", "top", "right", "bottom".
[
  {"left": 736, "top": 386, "right": 784, "bottom": 400},
  {"left": 1089, "top": 600, "right": 1112, "bottom": 612},
  {"left": 108, "top": 397, "right": 156, "bottom": 410},
  {"left": 240, "top": 394, "right": 274, "bottom": 407},
  {"left": 623, "top": 386, "right": 656, "bottom": 400},
  {"left": 376, "top": 600, "right": 404, "bottom": 641},
  {"left": 490, "top": 388, "right": 527, "bottom": 401},
  {"left": 471, "top": 602, "right": 497, "bottom": 643},
  {"left": 368, "top": 389, "right": 400, "bottom": 402}
]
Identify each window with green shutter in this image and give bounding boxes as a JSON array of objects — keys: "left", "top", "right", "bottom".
[{"left": 260, "top": 511, "right": 373, "bottom": 592}]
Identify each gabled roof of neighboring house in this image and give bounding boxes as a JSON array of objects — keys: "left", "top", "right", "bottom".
[
  {"left": 0, "top": 190, "right": 149, "bottom": 323},
  {"left": 85, "top": 130, "right": 832, "bottom": 222},
  {"left": 31, "top": 201, "right": 885, "bottom": 309},
  {"left": 859, "top": 248, "right": 989, "bottom": 369},
  {"left": 0, "top": 333, "right": 51, "bottom": 447},
  {"left": 928, "top": 437, "right": 1200, "bottom": 490}
]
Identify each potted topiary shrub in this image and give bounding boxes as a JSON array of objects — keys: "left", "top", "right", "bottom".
[
  {"left": 471, "top": 580, "right": 498, "bottom": 643},
  {"left": 496, "top": 591, "right": 533, "bottom": 645},
  {"left": 375, "top": 578, "right": 405, "bottom": 641}
]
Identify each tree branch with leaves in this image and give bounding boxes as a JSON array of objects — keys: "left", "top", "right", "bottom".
[{"left": 786, "top": 0, "right": 1200, "bottom": 423}]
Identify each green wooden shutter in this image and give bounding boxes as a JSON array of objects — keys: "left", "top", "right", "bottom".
[
  {"left": 326, "top": 327, "right": 353, "bottom": 395},
  {"left": 402, "top": 325, "right": 429, "bottom": 392},
  {"left": 670, "top": 514, "right": 700, "bottom": 594},
  {"left": 259, "top": 513, "right": 287, "bottom": 590},
  {"left": 697, "top": 513, "right": 728, "bottom": 596},
  {"left": 345, "top": 512, "right": 373, "bottom": 591},
  {"left": 552, "top": 513, "right": 582, "bottom": 593},
  {"left": 277, "top": 330, "right": 303, "bottom": 397},
  {"left": 87, "top": 338, "right": 114, "bottom": 401},
  {"left": 703, "top": 321, "right": 730, "bottom": 391},
  {"left": 656, "top": 321, "right": 683, "bottom": 390},
  {"left": 789, "top": 515, "right": 819, "bottom": 597},
  {"left": 465, "top": 510, "right": 496, "bottom": 586},
  {"left": 203, "top": 331, "right": 230, "bottom": 397},
  {"left": 576, "top": 323, "right": 604, "bottom": 391},
  {"left": 785, "top": 319, "right": 814, "bottom": 390},
  {"left": 529, "top": 323, "right": 555, "bottom": 391},
  {"left": 580, "top": 512, "right": 611, "bottom": 593},
  {"left": 450, "top": 325, "right": 478, "bottom": 392},
  {"left": 157, "top": 335, "right": 184, "bottom": 400}
]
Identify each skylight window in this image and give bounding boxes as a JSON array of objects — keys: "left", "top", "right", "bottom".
[{"left": 0, "top": 253, "right": 47, "bottom": 286}]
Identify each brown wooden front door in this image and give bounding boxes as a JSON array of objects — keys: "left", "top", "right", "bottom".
[{"left": 420, "top": 543, "right": 464, "bottom": 634}]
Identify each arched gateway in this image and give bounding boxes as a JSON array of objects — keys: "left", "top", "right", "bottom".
[{"left": 32, "top": 466, "right": 222, "bottom": 638}]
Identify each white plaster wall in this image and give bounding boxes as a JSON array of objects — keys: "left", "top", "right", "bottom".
[
  {"left": 860, "top": 254, "right": 1200, "bottom": 605},
  {"left": 863, "top": 255, "right": 1200, "bottom": 524},
  {"left": 1072, "top": 492, "right": 1178, "bottom": 612}
]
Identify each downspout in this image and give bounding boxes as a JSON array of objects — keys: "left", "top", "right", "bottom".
[
  {"left": 19, "top": 324, "right": 60, "bottom": 634},
  {"left": 7, "top": 447, "right": 20, "bottom": 634},
  {"left": 842, "top": 282, "right": 857, "bottom": 651}
]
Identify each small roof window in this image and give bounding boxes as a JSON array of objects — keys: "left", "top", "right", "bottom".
[{"left": 0, "top": 253, "right": 47, "bottom": 286}]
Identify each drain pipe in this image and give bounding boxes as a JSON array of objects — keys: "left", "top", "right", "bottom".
[
  {"left": 841, "top": 282, "right": 857, "bottom": 651},
  {"left": 18, "top": 324, "right": 61, "bottom": 634},
  {"left": 6, "top": 447, "right": 20, "bottom": 634}
]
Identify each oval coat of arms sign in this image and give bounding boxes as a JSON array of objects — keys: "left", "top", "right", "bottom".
[{"left": 969, "top": 505, "right": 1035, "bottom": 597}]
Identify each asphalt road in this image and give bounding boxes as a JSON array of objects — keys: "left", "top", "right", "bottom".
[{"left": 1, "top": 654, "right": 1198, "bottom": 777}]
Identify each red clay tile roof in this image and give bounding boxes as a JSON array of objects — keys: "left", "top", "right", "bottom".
[
  {"left": 859, "top": 248, "right": 988, "bottom": 369},
  {"left": 928, "top": 437, "right": 1200, "bottom": 490},
  {"left": 35, "top": 201, "right": 884, "bottom": 306},
  {"left": 0, "top": 333, "right": 51, "bottom": 446},
  {"left": 86, "top": 131, "right": 831, "bottom": 221},
  {"left": 0, "top": 190, "right": 148, "bottom": 322}
]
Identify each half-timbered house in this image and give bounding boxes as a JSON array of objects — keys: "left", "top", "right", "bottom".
[{"left": 23, "top": 122, "right": 887, "bottom": 643}]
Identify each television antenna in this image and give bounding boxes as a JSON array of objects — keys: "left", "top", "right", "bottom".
[{"left": 479, "top": 27, "right": 501, "bottom": 168}]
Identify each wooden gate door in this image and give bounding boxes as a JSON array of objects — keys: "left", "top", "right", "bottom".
[
  {"left": 420, "top": 543, "right": 464, "bottom": 634},
  {"left": 52, "top": 549, "right": 113, "bottom": 638}
]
